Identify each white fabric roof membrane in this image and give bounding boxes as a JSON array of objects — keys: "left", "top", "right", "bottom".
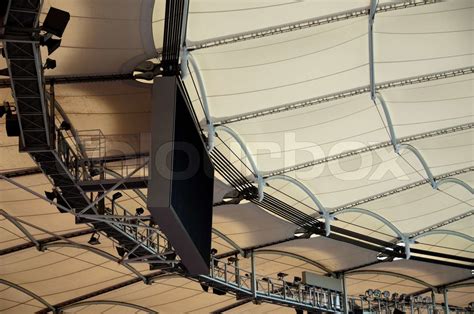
[{"left": 1, "top": 0, "right": 473, "bottom": 312}]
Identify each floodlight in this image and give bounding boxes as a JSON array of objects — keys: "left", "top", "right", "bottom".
[
  {"left": 383, "top": 291, "right": 391, "bottom": 299},
  {"left": 374, "top": 289, "right": 381, "bottom": 298},
  {"left": 227, "top": 256, "right": 237, "bottom": 264},
  {"left": 42, "top": 7, "right": 70, "bottom": 37},
  {"left": 135, "top": 207, "right": 144, "bottom": 215},
  {"left": 5, "top": 113, "right": 20, "bottom": 137},
  {"left": 277, "top": 272, "right": 288, "bottom": 280},
  {"left": 365, "top": 289, "right": 374, "bottom": 297},
  {"left": 88, "top": 233, "right": 101, "bottom": 245},
  {"left": 112, "top": 192, "right": 123, "bottom": 200},
  {"left": 391, "top": 293, "right": 399, "bottom": 301},
  {"left": 210, "top": 248, "right": 218, "bottom": 255},
  {"left": 43, "top": 58, "right": 56, "bottom": 70},
  {"left": 0, "top": 68, "right": 9, "bottom": 77},
  {"left": 293, "top": 276, "right": 302, "bottom": 284},
  {"left": 59, "top": 120, "right": 71, "bottom": 131},
  {"left": 212, "top": 287, "right": 226, "bottom": 296},
  {"left": 89, "top": 167, "right": 101, "bottom": 177},
  {"left": 40, "top": 36, "right": 62, "bottom": 55}
]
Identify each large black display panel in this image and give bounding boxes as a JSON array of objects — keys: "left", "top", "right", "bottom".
[{"left": 147, "top": 77, "right": 214, "bottom": 275}]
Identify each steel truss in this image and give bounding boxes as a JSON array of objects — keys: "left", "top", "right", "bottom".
[{"left": 187, "top": 0, "right": 439, "bottom": 51}]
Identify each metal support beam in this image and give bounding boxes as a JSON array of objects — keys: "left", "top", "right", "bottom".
[
  {"left": 0, "top": 279, "right": 56, "bottom": 313},
  {"left": 0, "top": 73, "right": 134, "bottom": 89},
  {"left": 212, "top": 228, "right": 244, "bottom": 256},
  {"left": 0, "top": 228, "right": 94, "bottom": 256},
  {"left": 217, "top": 67, "right": 473, "bottom": 125},
  {"left": 443, "top": 289, "right": 449, "bottom": 314},
  {"left": 210, "top": 298, "right": 252, "bottom": 313},
  {"left": 42, "top": 242, "right": 147, "bottom": 283},
  {"left": 188, "top": 0, "right": 438, "bottom": 50},
  {"left": 216, "top": 125, "right": 264, "bottom": 201},
  {"left": 0, "top": 209, "right": 40, "bottom": 249},
  {"left": 78, "top": 159, "right": 149, "bottom": 214},
  {"left": 369, "top": 0, "right": 378, "bottom": 99},
  {"left": 266, "top": 123, "right": 473, "bottom": 178},
  {"left": 57, "top": 300, "right": 157, "bottom": 314},
  {"left": 346, "top": 270, "right": 435, "bottom": 290},
  {"left": 332, "top": 167, "right": 473, "bottom": 213},
  {"left": 188, "top": 52, "right": 215, "bottom": 151},
  {"left": 410, "top": 210, "right": 474, "bottom": 238},
  {"left": 0, "top": 167, "right": 42, "bottom": 178},
  {"left": 342, "top": 273, "right": 349, "bottom": 314},
  {"left": 265, "top": 175, "right": 332, "bottom": 235},
  {"left": 250, "top": 251, "right": 257, "bottom": 299},
  {"left": 37, "top": 271, "right": 169, "bottom": 314}
]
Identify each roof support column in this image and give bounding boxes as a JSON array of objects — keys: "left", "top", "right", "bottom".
[
  {"left": 250, "top": 250, "right": 257, "bottom": 299},
  {"left": 368, "top": 0, "right": 378, "bottom": 100},
  {"left": 341, "top": 273, "right": 349, "bottom": 314},
  {"left": 431, "top": 290, "right": 436, "bottom": 314},
  {"left": 443, "top": 289, "right": 449, "bottom": 314}
]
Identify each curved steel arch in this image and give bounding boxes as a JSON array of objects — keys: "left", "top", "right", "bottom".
[
  {"left": 447, "top": 282, "right": 474, "bottom": 290},
  {"left": 332, "top": 207, "right": 413, "bottom": 258},
  {"left": 0, "top": 208, "right": 149, "bottom": 283},
  {"left": 373, "top": 93, "right": 398, "bottom": 149},
  {"left": 58, "top": 300, "right": 157, "bottom": 313},
  {"left": 0, "top": 209, "right": 40, "bottom": 249},
  {"left": 254, "top": 249, "right": 335, "bottom": 276},
  {"left": 212, "top": 228, "right": 244, "bottom": 256},
  {"left": 397, "top": 144, "right": 436, "bottom": 188},
  {"left": 42, "top": 242, "right": 147, "bottom": 283},
  {"left": 0, "top": 279, "right": 56, "bottom": 312},
  {"left": 412, "top": 230, "right": 474, "bottom": 243},
  {"left": 436, "top": 177, "right": 473, "bottom": 195},
  {"left": 215, "top": 125, "right": 264, "bottom": 201},
  {"left": 188, "top": 52, "right": 215, "bottom": 152},
  {"left": 264, "top": 175, "right": 332, "bottom": 236},
  {"left": 346, "top": 270, "right": 435, "bottom": 290}
]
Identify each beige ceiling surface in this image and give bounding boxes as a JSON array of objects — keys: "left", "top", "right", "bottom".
[{"left": 1, "top": 0, "right": 473, "bottom": 312}]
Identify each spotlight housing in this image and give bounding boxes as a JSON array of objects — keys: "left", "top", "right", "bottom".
[
  {"left": 88, "top": 233, "right": 101, "bottom": 245},
  {"left": 277, "top": 272, "right": 288, "bottom": 280},
  {"left": 43, "top": 58, "right": 57, "bottom": 70},
  {"left": 42, "top": 7, "right": 70, "bottom": 37},
  {"left": 59, "top": 120, "right": 71, "bottom": 131},
  {"left": 40, "top": 36, "right": 62, "bottom": 55},
  {"left": 5, "top": 112, "right": 20, "bottom": 137},
  {"left": 0, "top": 68, "right": 9, "bottom": 77},
  {"left": 135, "top": 207, "right": 144, "bottom": 215}
]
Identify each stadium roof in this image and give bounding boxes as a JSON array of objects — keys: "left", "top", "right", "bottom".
[{"left": 0, "top": 0, "right": 472, "bottom": 312}]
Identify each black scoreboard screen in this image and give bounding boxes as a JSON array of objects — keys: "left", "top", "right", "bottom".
[{"left": 147, "top": 76, "right": 214, "bottom": 275}]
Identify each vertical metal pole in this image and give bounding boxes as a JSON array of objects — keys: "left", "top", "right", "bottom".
[
  {"left": 235, "top": 255, "right": 241, "bottom": 287},
  {"left": 443, "top": 289, "right": 449, "bottom": 314},
  {"left": 342, "top": 274, "right": 349, "bottom": 314},
  {"left": 49, "top": 80, "right": 55, "bottom": 147},
  {"left": 410, "top": 298, "right": 415, "bottom": 314},
  {"left": 250, "top": 250, "right": 257, "bottom": 299},
  {"left": 368, "top": 0, "right": 378, "bottom": 100},
  {"left": 431, "top": 290, "right": 436, "bottom": 314}
]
